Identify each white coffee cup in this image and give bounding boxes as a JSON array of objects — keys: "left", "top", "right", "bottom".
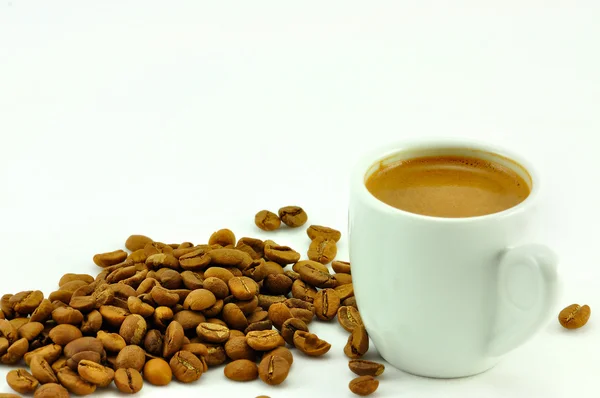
[{"left": 348, "top": 139, "right": 558, "bottom": 378}]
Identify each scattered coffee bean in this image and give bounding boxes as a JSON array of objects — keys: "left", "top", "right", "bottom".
[
  {"left": 115, "top": 345, "right": 146, "bottom": 372},
  {"left": 93, "top": 250, "right": 128, "bottom": 268},
  {"left": 78, "top": 359, "right": 115, "bottom": 387},
  {"left": 255, "top": 210, "right": 282, "bottom": 231},
  {"left": 34, "top": 383, "right": 70, "bottom": 398},
  {"left": 209, "top": 229, "right": 236, "bottom": 247},
  {"left": 293, "top": 331, "right": 331, "bottom": 357},
  {"left": 49, "top": 324, "right": 83, "bottom": 346},
  {"left": 169, "top": 350, "right": 204, "bottom": 383},
  {"left": 307, "top": 236, "right": 337, "bottom": 264},
  {"left": 306, "top": 225, "right": 342, "bottom": 242},
  {"left": 30, "top": 355, "right": 59, "bottom": 384},
  {"left": 6, "top": 369, "right": 38, "bottom": 394},
  {"left": 314, "top": 288, "right": 341, "bottom": 321},
  {"left": 57, "top": 367, "right": 97, "bottom": 395},
  {"left": 114, "top": 368, "right": 143, "bottom": 394},
  {"left": 144, "top": 358, "right": 172, "bottom": 386},
  {"left": 348, "top": 359, "right": 385, "bottom": 377},
  {"left": 262, "top": 346, "right": 294, "bottom": 366},
  {"left": 337, "top": 306, "right": 363, "bottom": 332},
  {"left": 281, "top": 318, "right": 309, "bottom": 346},
  {"left": 278, "top": 206, "right": 308, "bottom": 228},
  {"left": 349, "top": 375, "right": 379, "bottom": 396},
  {"left": 559, "top": 304, "right": 591, "bottom": 329},
  {"left": 224, "top": 359, "right": 259, "bottom": 381},
  {"left": 162, "top": 321, "right": 184, "bottom": 358},
  {"left": 246, "top": 330, "right": 285, "bottom": 351},
  {"left": 344, "top": 326, "right": 369, "bottom": 359},
  {"left": 126, "top": 235, "right": 154, "bottom": 252},
  {"left": 196, "top": 322, "right": 230, "bottom": 343},
  {"left": 331, "top": 260, "right": 351, "bottom": 274},
  {"left": 17, "top": 321, "right": 44, "bottom": 342},
  {"left": 258, "top": 355, "right": 290, "bottom": 385}
]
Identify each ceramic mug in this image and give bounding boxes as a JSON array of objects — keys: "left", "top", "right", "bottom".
[{"left": 348, "top": 139, "right": 558, "bottom": 378}]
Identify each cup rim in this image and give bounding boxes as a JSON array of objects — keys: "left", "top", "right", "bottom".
[{"left": 351, "top": 138, "right": 540, "bottom": 223}]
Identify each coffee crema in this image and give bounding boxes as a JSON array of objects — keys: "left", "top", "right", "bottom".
[{"left": 365, "top": 155, "right": 530, "bottom": 218}]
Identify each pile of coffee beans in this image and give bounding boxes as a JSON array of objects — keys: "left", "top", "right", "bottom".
[{"left": 0, "top": 206, "right": 385, "bottom": 397}]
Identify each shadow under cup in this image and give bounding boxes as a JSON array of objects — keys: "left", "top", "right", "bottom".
[{"left": 348, "top": 142, "right": 547, "bottom": 379}]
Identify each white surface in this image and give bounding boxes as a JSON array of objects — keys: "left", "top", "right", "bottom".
[
  {"left": 348, "top": 140, "right": 559, "bottom": 377},
  {"left": 0, "top": 1, "right": 599, "bottom": 397}
]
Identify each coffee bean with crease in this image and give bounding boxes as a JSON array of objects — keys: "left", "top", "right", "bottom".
[
  {"left": 258, "top": 355, "right": 290, "bottom": 385},
  {"left": 281, "top": 318, "right": 309, "bottom": 346},
  {"left": 162, "top": 321, "right": 184, "bottom": 358},
  {"left": 34, "top": 383, "right": 70, "bottom": 398},
  {"left": 78, "top": 359, "right": 115, "bottom": 387},
  {"left": 344, "top": 326, "right": 369, "bottom": 359},
  {"left": 313, "top": 288, "right": 341, "bottom": 321},
  {"left": 169, "top": 350, "right": 204, "bottom": 383},
  {"left": 6, "top": 369, "right": 39, "bottom": 394},
  {"left": 114, "top": 368, "right": 143, "bottom": 394},
  {"left": 30, "top": 355, "right": 59, "bottom": 384}
]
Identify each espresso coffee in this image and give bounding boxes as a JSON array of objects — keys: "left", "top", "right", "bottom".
[{"left": 365, "top": 155, "right": 530, "bottom": 218}]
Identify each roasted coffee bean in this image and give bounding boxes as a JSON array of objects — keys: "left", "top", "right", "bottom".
[
  {"left": 49, "top": 291, "right": 72, "bottom": 305},
  {"left": 284, "top": 270, "right": 301, "bottom": 281},
  {"left": 110, "top": 283, "right": 137, "bottom": 299},
  {"left": 183, "top": 289, "right": 216, "bottom": 311},
  {"left": 314, "top": 288, "right": 341, "bottom": 321},
  {"left": 2, "top": 338, "right": 29, "bottom": 364},
  {"left": 136, "top": 278, "right": 159, "bottom": 295},
  {"left": 307, "top": 225, "right": 341, "bottom": 242},
  {"left": 332, "top": 260, "right": 351, "bottom": 274},
  {"left": 127, "top": 248, "right": 148, "bottom": 264},
  {"left": 93, "top": 250, "right": 128, "bottom": 268},
  {"left": 235, "top": 237, "right": 265, "bottom": 260},
  {"left": 243, "top": 260, "right": 268, "bottom": 282},
  {"left": 281, "top": 318, "right": 309, "bottom": 346},
  {"left": 349, "top": 375, "right": 379, "bottom": 396},
  {"left": 143, "top": 358, "right": 172, "bottom": 386},
  {"left": 30, "top": 299, "right": 53, "bottom": 323},
  {"left": 172, "top": 310, "right": 205, "bottom": 331},
  {"left": 119, "top": 314, "right": 147, "bottom": 345},
  {"left": 263, "top": 245, "right": 300, "bottom": 266},
  {"left": 196, "top": 322, "right": 230, "bottom": 343},
  {"left": 0, "top": 394, "right": 22, "bottom": 398},
  {"left": 291, "top": 280, "right": 317, "bottom": 303},
  {"left": 307, "top": 236, "right": 337, "bottom": 264},
  {"left": 106, "top": 266, "right": 138, "bottom": 284},
  {"left": 228, "top": 277, "right": 257, "bottom": 301},
  {"left": 294, "top": 261, "right": 336, "bottom": 289},
  {"left": 114, "top": 368, "right": 143, "bottom": 394},
  {"left": 30, "top": 355, "right": 59, "bottom": 384},
  {"left": 225, "top": 359, "right": 258, "bottom": 381},
  {"left": 8, "top": 318, "right": 29, "bottom": 330},
  {"left": 293, "top": 331, "right": 331, "bottom": 357},
  {"left": 244, "top": 320, "right": 273, "bottom": 335},
  {"left": 64, "top": 336, "right": 104, "bottom": 359},
  {"left": 344, "top": 326, "right": 369, "bottom": 359},
  {"left": 126, "top": 235, "right": 153, "bottom": 252},
  {"left": 278, "top": 206, "right": 307, "bottom": 228},
  {"left": 78, "top": 359, "right": 115, "bottom": 387},
  {"left": 66, "top": 350, "right": 103, "bottom": 371},
  {"left": 247, "top": 310, "right": 269, "bottom": 324},
  {"left": 290, "top": 308, "right": 314, "bottom": 324},
  {"left": 144, "top": 329, "right": 163, "bottom": 357},
  {"left": 144, "top": 242, "right": 174, "bottom": 257},
  {"left": 246, "top": 330, "right": 285, "bottom": 351},
  {"left": 342, "top": 296, "right": 358, "bottom": 309},
  {"left": 180, "top": 271, "right": 205, "bottom": 290},
  {"left": 258, "top": 355, "right": 290, "bottom": 385},
  {"left": 201, "top": 299, "right": 224, "bottom": 318},
  {"left": 267, "top": 302, "right": 293, "bottom": 330},
  {"left": 255, "top": 210, "right": 281, "bottom": 231},
  {"left": 257, "top": 294, "right": 287, "bottom": 310},
  {"left": 10, "top": 290, "right": 44, "bottom": 315},
  {"left": 163, "top": 321, "right": 184, "bottom": 358},
  {"left": 263, "top": 274, "right": 293, "bottom": 296},
  {"left": 34, "top": 383, "right": 70, "bottom": 398},
  {"left": 24, "top": 344, "right": 62, "bottom": 366},
  {"left": 69, "top": 295, "right": 96, "bottom": 312},
  {"left": 153, "top": 306, "right": 174, "bottom": 329},
  {"left": 17, "top": 321, "right": 44, "bottom": 341},
  {"left": 81, "top": 310, "right": 103, "bottom": 335},
  {"left": 181, "top": 343, "right": 208, "bottom": 358},
  {"left": 6, "top": 369, "right": 39, "bottom": 394},
  {"left": 205, "top": 344, "right": 227, "bottom": 366},
  {"left": 174, "top": 246, "right": 201, "bottom": 259},
  {"left": 49, "top": 324, "right": 83, "bottom": 346},
  {"left": 179, "top": 248, "right": 212, "bottom": 271},
  {"left": 209, "top": 229, "right": 236, "bottom": 247},
  {"left": 0, "top": 337, "right": 7, "bottom": 355},
  {"left": 334, "top": 283, "right": 354, "bottom": 301},
  {"left": 559, "top": 304, "right": 591, "bottom": 329},
  {"left": 51, "top": 306, "right": 83, "bottom": 325},
  {"left": 115, "top": 345, "right": 146, "bottom": 372},
  {"left": 203, "top": 267, "right": 234, "bottom": 283},
  {"left": 99, "top": 305, "right": 129, "bottom": 327},
  {"left": 333, "top": 273, "right": 353, "bottom": 286},
  {"left": 155, "top": 268, "right": 183, "bottom": 289},
  {"left": 209, "top": 249, "right": 253, "bottom": 269},
  {"left": 263, "top": 346, "right": 293, "bottom": 366},
  {"left": 225, "top": 337, "right": 256, "bottom": 361},
  {"left": 0, "top": 320, "right": 18, "bottom": 344},
  {"left": 146, "top": 253, "right": 179, "bottom": 271},
  {"left": 169, "top": 350, "right": 203, "bottom": 383},
  {"left": 348, "top": 359, "right": 385, "bottom": 377},
  {"left": 203, "top": 277, "right": 230, "bottom": 299},
  {"left": 234, "top": 296, "right": 259, "bottom": 316},
  {"left": 57, "top": 367, "right": 97, "bottom": 395},
  {"left": 127, "top": 296, "right": 155, "bottom": 318},
  {"left": 337, "top": 306, "right": 363, "bottom": 332},
  {"left": 222, "top": 303, "right": 248, "bottom": 331},
  {"left": 96, "top": 331, "right": 126, "bottom": 353},
  {"left": 121, "top": 269, "right": 148, "bottom": 288}
]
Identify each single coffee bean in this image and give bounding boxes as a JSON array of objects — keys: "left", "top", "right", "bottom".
[
  {"left": 244, "top": 320, "right": 273, "bottom": 335},
  {"left": 196, "top": 322, "right": 230, "bottom": 343},
  {"left": 69, "top": 295, "right": 96, "bottom": 312},
  {"left": 173, "top": 310, "right": 206, "bottom": 330},
  {"left": 66, "top": 350, "right": 102, "bottom": 371},
  {"left": 201, "top": 299, "right": 224, "bottom": 318},
  {"left": 255, "top": 210, "right": 281, "bottom": 231},
  {"left": 49, "top": 324, "right": 83, "bottom": 346},
  {"left": 262, "top": 346, "right": 294, "bottom": 366},
  {"left": 144, "top": 358, "right": 172, "bottom": 386},
  {"left": 247, "top": 310, "right": 269, "bottom": 324},
  {"left": 17, "top": 321, "right": 44, "bottom": 341},
  {"left": 110, "top": 283, "right": 137, "bottom": 299},
  {"left": 278, "top": 206, "right": 307, "bottom": 227},
  {"left": 51, "top": 306, "right": 83, "bottom": 325},
  {"left": 23, "top": 344, "right": 62, "bottom": 366},
  {"left": 267, "top": 302, "right": 293, "bottom": 330},
  {"left": 203, "top": 267, "right": 235, "bottom": 283},
  {"left": 224, "top": 359, "right": 259, "bottom": 381},
  {"left": 263, "top": 274, "right": 293, "bottom": 296},
  {"left": 263, "top": 245, "right": 301, "bottom": 266},
  {"left": 106, "top": 266, "right": 138, "bottom": 284},
  {"left": 179, "top": 248, "right": 212, "bottom": 271},
  {"left": 136, "top": 278, "right": 159, "bottom": 295},
  {"left": 294, "top": 261, "right": 336, "bottom": 289},
  {"left": 119, "top": 314, "right": 147, "bottom": 345},
  {"left": 99, "top": 305, "right": 129, "bottom": 327},
  {"left": 9, "top": 318, "right": 29, "bottom": 330},
  {"left": 334, "top": 283, "right": 354, "bottom": 300},
  {"left": 30, "top": 355, "right": 59, "bottom": 384},
  {"left": 205, "top": 344, "right": 227, "bottom": 366},
  {"left": 284, "top": 270, "right": 301, "bottom": 281},
  {"left": 306, "top": 225, "right": 341, "bottom": 242},
  {"left": 78, "top": 359, "right": 115, "bottom": 387},
  {"left": 93, "top": 250, "right": 128, "bottom": 268},
  {"left": 258, "top": 355, "right": 290, "bottom": 385},
  {"left": 6, "top": 369, "right": 39, "bottom": 394},
  {"left": 49, "top": 291, "right": 72, "bottom": 305},
  {"left": 228, "top": 277, "right": 258, "bottom": 301},
  {"left": 144, "top": 241, "right": 174, "bottom": 257},
  {"left": 246, "top": 330, "right": 285, "bottom": 351},
  {"left": 203, "top": 277, "right": 230, "bottom": 299},
  {"left": 307, "top": 236, "right": 337, "bottom": 264},
  {"left": 127, "top": 296, "right": 154, "bottom": 318},
  {"left": 222, "top": 303, "right": 248, "bottom": 331},
  {"left": 0, "top": 320, "right": 17, "bottom": 344},
  {"left": 349, "top": 375, "right": 379, "bottom": 396},
  {"left": 209, "top": 228, "right": 236, "bottom": 247},
  {"left": 207, "top": 248, "right": 253, "bottom": 270},
  {"left": 281, "top": 318, "right": 309, "bottom": 346},
  {"left": 114, "top": 368, "right": 144, "bottom": 394},
  {"left": 154, "top": 268, "right": 183, "bottom": 289},
  {"left": 257, "top": 294, "right": 286, "bottom": 310},
  {"left": 337, "top": 306, "right": 363, "bottom": 332},
  {"left": 333, "top": 273, "right": 353, "bottom": 286},
  {"left": 51, "top": 356, "right": 69, "bottom": 374},
  {"left": 64, "top": 336, "right": 103, "bottom": 359},
  {"left": 2, "top": 338, "right": 29, "bottom": 364},
  {"left": 225, "top": 337, "right": 256, "bottom": 361},
  {"left": 293, "top": 331, "right": 331, "bottom": 357},
  {"left": 144, "top": 329, "right": 163, "bottom": 357},
  {"left": 181, "top": 343, "right": 208, "bottom": 358},
  {"left": 30, "top": 299, "right": 54, "bottom": 323},
  {"left": 291, "top": 280, "right": 317, "bottom": 303},
  {"left": 33, "top": 383, "right": 70, "bottom": 398},
  {"left": 183, "top": 289, "right": 217, "bottom": 311},
  {"left": 150, "top": 285, "right": 180, "bottom": 307},
  {"left": 342, "top": 296, "right": 358, "bottom": 309},
  {"left": 115, "top": 345, "right": 146, "bottom": 372},
  {"left": 559, "top": 304, "right": 591, "bottom": 329},
  {"left": 57, "top": 367, "right": 97, "bottom": 395},
  {"left": 169, "top": 350, "right": 204, "bottom": 383},
  {"left": 235, "top": 296, "right": 259, "bottom": 316},
  {"left": 313, "top": 288, "right": 341, "bottom": 321},
  {"left": 126, "top": 234, "right": 153, "bottom": 251},
  {"left": 331, "top": 260, "right": 351, "bottom": 274},
  {"left": 81, "top": 310, "right": 103, "bottom": 335},
  {"left": 344, "top": 326, "right": 369, "bottom": 359},
  {"left": 348, "top": 359, "right": 385, "bottom": 377},
  {"left": 146, "top": 253, "right": 180, "bottom": 271},
  {"left": 235, "top": 237, "right": 265, "bottom": 260},
  {"left": 162, "top": 321, "right": 184, "bottom": 358},
  {"left": 59, "top": 273, "right": 95, "bottom": 287},
  {"left": 10, "top": 290, "right": 45, "bottom": 314},
  {"left": 290, "top": 308, "right": 314, "bottom": 324}
]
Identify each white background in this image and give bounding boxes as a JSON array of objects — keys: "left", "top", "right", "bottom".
[{"left": 1, "top": 1, "right": 599, "bottom": 397}]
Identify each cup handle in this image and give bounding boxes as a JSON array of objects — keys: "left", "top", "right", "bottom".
[{"left": 487, "top": 244, "right": 558, "bottom": 357}]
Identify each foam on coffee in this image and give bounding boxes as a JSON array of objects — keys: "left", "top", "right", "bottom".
[{"left": 365, "top": 155, "right": 530, "bottom": 218}]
